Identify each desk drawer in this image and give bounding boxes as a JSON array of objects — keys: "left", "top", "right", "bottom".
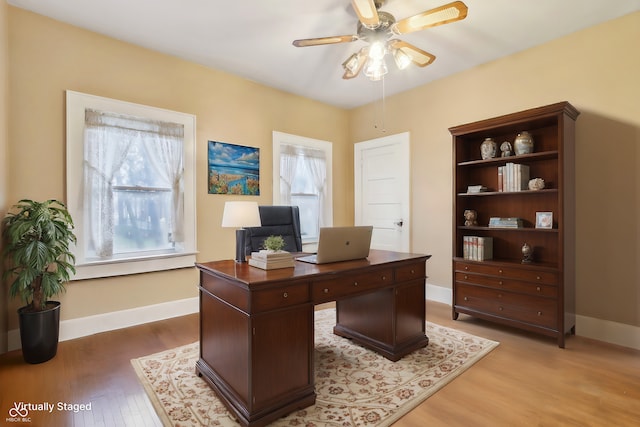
[
  {"left": 312, "top": 267, "right": 393, "bottom": 303},
  {"left": 252, "top": 283, "right": 310, "bottom": 312},
  {"left": 455, "top": 283, "right": 557, "bottom": 329},
  {"left": 395, "top": 262, "right": 426, "bottom": 282},
  {"left": 200, "top": 272, "right": 250, "bottom": 312}
]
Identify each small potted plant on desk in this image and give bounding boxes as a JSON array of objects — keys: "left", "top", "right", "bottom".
[
  {"left": 263, "top": 235, "right": 286, "bottom": 252},
  {"left": 2, "top": 199, "right": 77, "bottom": 364},
  {"left": 248, "top": 235, "right": 295, "bottom": 269}
]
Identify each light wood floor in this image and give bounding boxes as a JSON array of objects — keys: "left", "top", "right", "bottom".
[{"left": 1, "top": 301, "right": 639, "bottom": 427}]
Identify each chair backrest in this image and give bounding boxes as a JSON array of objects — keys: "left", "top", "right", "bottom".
[{"left": 244, "top": 206, "right": 303, "bottom": 255}]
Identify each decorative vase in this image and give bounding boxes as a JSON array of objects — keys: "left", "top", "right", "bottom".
[
  {"left": 480, "top": 138, "right": 497, "bottom": 159},
  {"left": 514, "top": 131, "right": 534, "bottom": 155}
]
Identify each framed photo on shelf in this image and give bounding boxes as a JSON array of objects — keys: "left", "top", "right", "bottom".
[{"left": 536, "top": 211, "right": 553, "bottom": 229}]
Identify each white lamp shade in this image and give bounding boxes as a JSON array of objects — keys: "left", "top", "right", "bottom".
[{"left": 221, "top": 201, "right": 261, "bottom": 228}]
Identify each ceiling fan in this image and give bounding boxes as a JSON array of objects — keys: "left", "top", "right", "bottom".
[{"left": 293, "top": 0, "right": 468, "bottom": 81}]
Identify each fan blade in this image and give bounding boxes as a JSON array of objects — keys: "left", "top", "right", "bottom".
[
  {"left": 389, "top": 40, "right": 435, "bottom": 67},
  {"left": 342, "top": 47, "right": 369, "bottom": 79},
  {"left": 293, "top": 35, "right": 357, "bottom": 47},
  {"left": 391, "top": 1, "right": 468, "bottom": 35},
  {"left": 351, "top": 0, "right": 380, "bottom": 28}
]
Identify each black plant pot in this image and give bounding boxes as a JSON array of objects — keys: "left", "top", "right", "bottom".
[{"left": 18, "top": 301, "right": 61, "bottom": 364}]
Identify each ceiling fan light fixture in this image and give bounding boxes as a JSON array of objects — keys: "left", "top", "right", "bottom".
[
  {"left": 342, "top": 53, "right": 360, "bottom": 74},
  {"left": 364, "top": 57, "right": 388, "bottom": 81},
  {"left": 392, "top": 47, "right": 412, "bottom": 70},
  {"left": 294, "top": 1, "right": 467, "bottom": 81}
]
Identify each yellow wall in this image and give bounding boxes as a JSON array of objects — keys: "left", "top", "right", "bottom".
[
  {"left": 0, "top": 0, "right": 9, "bottom": 352},
  {"left": 350, "top": 12, "right": 640, "bottom": 327},
  {"left": 5, "top": 6, "right": 640, "bottom": 338},
  {"left": 5, "top": 8, "right": 352, "bottom": 330}
]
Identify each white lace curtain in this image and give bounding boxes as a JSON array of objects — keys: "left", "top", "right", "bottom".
[
  {"left": 83, "top": 109, "right": 184, "bottom": 258},
  {"left": 279, "top": 144, "right": 327, "bottom": 226},
  {"left": 279, "top": 144, "right": 299, "bottom": 205}
]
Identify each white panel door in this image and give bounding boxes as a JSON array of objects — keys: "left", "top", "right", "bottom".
[{"left": 355, "top": 132, "right": 410, "bottom": 252}]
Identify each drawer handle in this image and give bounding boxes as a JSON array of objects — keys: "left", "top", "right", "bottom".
[
  {"left": 464, "top": 275, "right": 468, "bottom": 280},
  {"left": 464, "top": 297, "right": 469, "bottom": 301},
  {"left": 497, "top": 294, "right": 502, "bottom": 298},
  {"left": 323, "top": 288, "right": 329, "bottom": 294},
  {"left": 353, "top": 281, "right": 358, "bottom": 287},
  {"left": 536, "top": 276, "right": 541, "bottom": 280},
  {"left": 536, "top": 286, "right": 541, "bottom": 292},
  {"left": 537, "top": 311, "right": 542, "bottom": 316},
  {"left": 283, "top": 292, "right": 288, "bottom": 298},
  {"left": 411, "top": 269, "right": 415, "bottom": 274},
  {"left": 499, "top": 269, "right": 503, "bottom": 274},
  {"left": 499, "top": 306, "right": 504, "bottom": 311},
  {"left": 464, "top": 266, "right": 469, "bottom": 271},
  {"left": 499, "top": 281, "right": 503, "bottom": 285},
  {"left": 382, "top": 275, "right": 387, "bottom": 281}
]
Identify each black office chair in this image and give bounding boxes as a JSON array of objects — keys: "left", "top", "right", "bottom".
[{"left": 244, "top": 206, "right": 303, "bottom": 255}]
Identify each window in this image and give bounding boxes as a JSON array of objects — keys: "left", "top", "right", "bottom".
[
  {"left": 273, "top": 132, "right": 332, "bottom": 243},
  {"left": 66, "top": 91, "right": 196, "bottom": 280}
]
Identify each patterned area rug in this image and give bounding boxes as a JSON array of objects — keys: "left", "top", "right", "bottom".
[{"left": 131, "top": 309, "right": 498, "bottom": 426}]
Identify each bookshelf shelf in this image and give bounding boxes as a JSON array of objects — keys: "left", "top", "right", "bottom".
[
  {"left": 458, "top": 226, "right": 559, "bottom": 233},
  {"left": 458, "top": 188, "right": 559, "bottom": 197},
  {"left": 450, "top": 102, "right": 579, "bottom": 348},
  {"left": 457, "top": 150, "right": 559, "bottom": 168}
]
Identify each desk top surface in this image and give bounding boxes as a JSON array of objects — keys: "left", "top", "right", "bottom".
[{"left": 196, "top": 249, "right": 431, "bottom": 285}]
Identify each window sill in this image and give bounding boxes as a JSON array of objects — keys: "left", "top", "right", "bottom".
[{"left": 71, "top": 252, "right": 198, "bottom": 281}]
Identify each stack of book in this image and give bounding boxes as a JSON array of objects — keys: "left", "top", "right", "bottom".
[
  {"left": 498, "top": 163, "right": 530, "bottom": 192},
  {"left": 463, "top": 236, "right": 493, "bottom": 261},
  {"left": 467, "top": 185, "right": 488, "bottom": 193},
  {"left": 248, "top": 250, "right": 295, "bottom": 270},
  {"left": 489, "top": 217, "right": 523, "bottom": 228}
]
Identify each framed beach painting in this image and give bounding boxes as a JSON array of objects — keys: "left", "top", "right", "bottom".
[{"left": 208, "top": 141, "right": 260, "bottom": 195}]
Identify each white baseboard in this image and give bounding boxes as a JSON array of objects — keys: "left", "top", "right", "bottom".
[
  {"left": 426, "top": 283, "right": 452, "bottom": 305},
  {"left": 425, "top": 283, "right": 640, "bottom": 351},
  {"left": 8, "top": 288, "right": 640, "bottom": 352},
  {"left": 8, "top": 297, "right": 199, "bottom": 352},
  {"left": 575, "top": 314, "right": 640, "bottom": 351}
]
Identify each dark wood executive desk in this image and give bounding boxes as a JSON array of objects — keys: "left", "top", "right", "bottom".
[{"left": 195, "top": 249, "right": 431, "bottom": 427}]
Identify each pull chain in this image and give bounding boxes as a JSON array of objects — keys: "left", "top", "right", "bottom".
[{"left": 373, "top": 77, "right": 387, "bottom": 133}]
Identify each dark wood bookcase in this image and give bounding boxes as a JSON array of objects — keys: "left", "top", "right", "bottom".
[{"left": 449, "top": 102, "right": 579, "bottom": 347}]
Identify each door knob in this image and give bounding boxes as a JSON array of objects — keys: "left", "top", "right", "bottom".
[{"left": 394, "top": 220, "right": 404, "bottom": 227}]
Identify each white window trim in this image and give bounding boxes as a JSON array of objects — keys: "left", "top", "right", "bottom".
[
  {"left": 66, "top": 91, "right": 197, "bottom": 280},
  {"left": 272, "top": 131, "right": 333, "bottom": 237}
]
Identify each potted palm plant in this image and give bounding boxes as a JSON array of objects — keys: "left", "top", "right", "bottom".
[{"left": 2, "top": 199, "right": 76, "bottom": 364}]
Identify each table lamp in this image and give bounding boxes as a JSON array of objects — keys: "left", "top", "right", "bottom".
[{"left": 221, "top": 201, "right": 261, "bottom": 262}]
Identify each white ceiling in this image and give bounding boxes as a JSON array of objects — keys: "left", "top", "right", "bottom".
[{"left": 8, "top": 0, "right": 640, "bottom": 109}]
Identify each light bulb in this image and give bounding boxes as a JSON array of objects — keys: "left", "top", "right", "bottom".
[{"left": 368, "top": 41, "right": 386, "bottom": 60}]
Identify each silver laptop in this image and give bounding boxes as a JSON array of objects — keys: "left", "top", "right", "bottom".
[{"left": 297, "top": 226, "right": 373, "bottom": 264}]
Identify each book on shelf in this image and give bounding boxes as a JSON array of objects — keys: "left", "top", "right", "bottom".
[
  {"left": 467, "top": 185, "right": 488, "bottom": 193},
  {"left": 488, "top": 217, "right": 523, "bottom": 228},
  {"left": 498, "top": 163, "right": 530, "bottom": 192},
  {"left": 463, "top": 236, "right": 493, "bottom": 261}
]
